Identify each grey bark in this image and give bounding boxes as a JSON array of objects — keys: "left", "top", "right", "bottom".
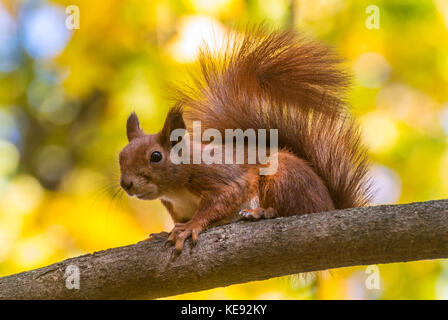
[{"left": 0, "top": 199, "right": 447, "bottom": 299}]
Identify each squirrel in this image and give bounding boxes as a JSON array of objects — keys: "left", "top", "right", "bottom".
[{"left": 119, "top": 27, "right": 372, "bottom": 252}]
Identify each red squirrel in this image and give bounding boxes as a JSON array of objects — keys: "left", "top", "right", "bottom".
[{"left": 119, "top": 27, "right": 371, "bottom": 252}]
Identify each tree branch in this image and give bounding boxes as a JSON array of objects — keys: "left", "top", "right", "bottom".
[{"left": 1, "top": 199, "right": 447, "bottom": 299}]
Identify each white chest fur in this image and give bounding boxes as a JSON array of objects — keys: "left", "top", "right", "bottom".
[
  {"left": 161, "top": 189, "right": 201, "bottom": 222},
  {"left": 161, "top": 189, "right": 260, "bottom": 224}
]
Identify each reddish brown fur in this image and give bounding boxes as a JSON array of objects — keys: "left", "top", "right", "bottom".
[{"left": 119, "top": 27, "right": 372, "bottom": 252}]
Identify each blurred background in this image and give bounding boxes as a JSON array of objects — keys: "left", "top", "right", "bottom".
[{"left": 0, "top": 0, "right": 448, "bottom": 299}]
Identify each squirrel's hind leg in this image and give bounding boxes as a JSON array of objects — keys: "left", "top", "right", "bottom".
[
  {"left": 258, "top": 150, "right": 335, "bottom": 216},
  {"left": 239, "top": 207, "right": 276, "bottom": 220}
]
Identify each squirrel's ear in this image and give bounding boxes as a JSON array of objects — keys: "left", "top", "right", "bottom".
[
  {"left": 160, "top": 106, "right": 186, "bottom": 149},
  {"left": 126, "top": 112, "right": 144, "bottom": 142}
]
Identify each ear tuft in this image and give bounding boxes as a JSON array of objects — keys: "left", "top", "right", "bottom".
[
  {"left": 126, "top": 112, "right": 144, "bottom": 142},
  {"left": 160, "top": 104, "right": 186, "bottom": 149}
]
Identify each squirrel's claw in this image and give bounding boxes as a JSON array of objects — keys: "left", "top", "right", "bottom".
[
  {"left": 167, "top": 222, "right": 203, "bottom": 253},
  {"left": 149, "top": 231, "right": 170, "bottom": 240},
  {"left": 174, "top": 230, "right": 191, "bottom": 252}
]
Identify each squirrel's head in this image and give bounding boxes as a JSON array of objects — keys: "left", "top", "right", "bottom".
[{"left": 119, "top": 108, "right": 186, "bottom": 200}]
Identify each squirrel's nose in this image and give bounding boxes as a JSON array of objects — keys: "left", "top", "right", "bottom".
[{"left": 120, "top": 177, "right": 134, "bottom": 192}]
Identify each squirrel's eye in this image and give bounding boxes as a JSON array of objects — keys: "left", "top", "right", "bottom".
[{"left": 150, "top": 151, "right": 163, "bottom": 163}]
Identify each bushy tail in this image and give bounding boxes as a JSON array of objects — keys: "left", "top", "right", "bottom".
[{"left": 175, "top": 26, "right": 372, "bottom": 208}]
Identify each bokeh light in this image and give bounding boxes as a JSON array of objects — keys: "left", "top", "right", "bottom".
[
  {"left": 360, "top": 111, "right": 399, "bottom": 154},
  {"left": 440, "top": 104, "right": 448, "bottom": 135},
  {"left": 0, "top": 139, "right": 20, "bottom": 176},
  {"left": 0, "top": 174, "right": 44, "bottom": 216},
  {"left": 354, "top": 52, "right": 390, "bottom": 89},
  {"left": 168, "top": 15, "right": 228, "bottom": 62},
  {"left": 0, "top": 2, "right": 20, "bottom": 72},
  {"left": 21, "top": 4, "right": 72, "bottom": 60},
  {"left": 369, "top": 164, "right": 402, "bottom": 205}
]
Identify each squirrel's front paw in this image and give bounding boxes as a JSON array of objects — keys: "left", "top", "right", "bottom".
[{"left": 167, "top": 222, "right": 203, "bottom": 253}]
